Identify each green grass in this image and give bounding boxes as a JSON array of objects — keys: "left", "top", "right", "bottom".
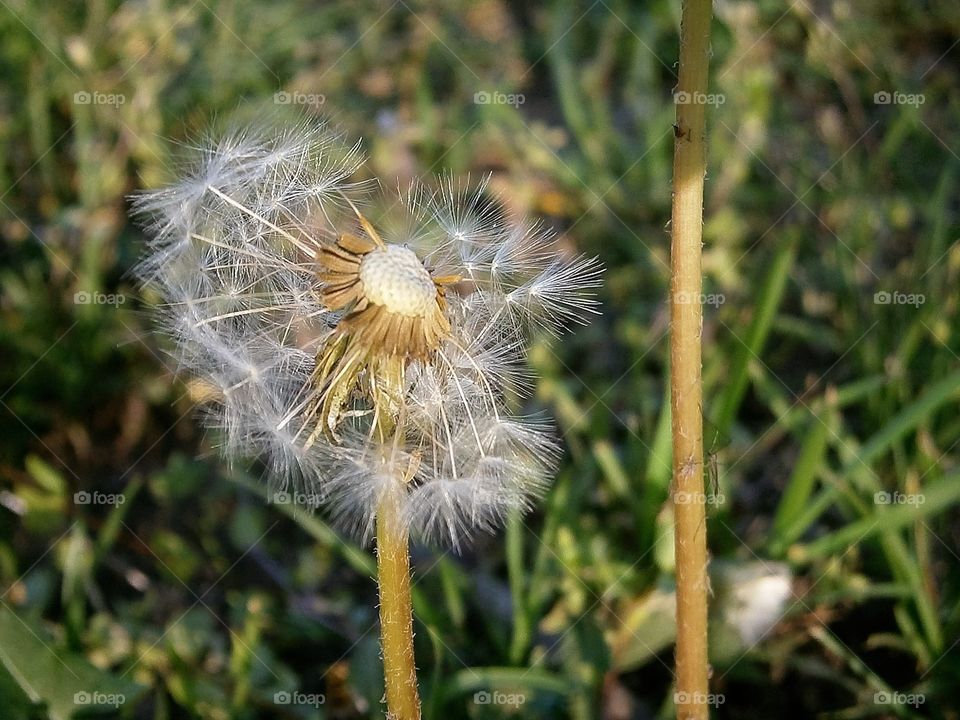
[{"left": 1, "top": 1, "right": 959, "bottom": 718}]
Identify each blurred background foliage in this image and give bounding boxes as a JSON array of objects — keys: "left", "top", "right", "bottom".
[{"left": 1, "top": 0, "right": 959, "bottom": 718}]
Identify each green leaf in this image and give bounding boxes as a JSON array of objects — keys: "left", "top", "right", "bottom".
[
  {"left": 25, "top": 456, "right": 67, "bottom": 496},
  {"left": 712, "top": 236, "right": 797, "bottom": 437},
  {"left": 0, "top": 662, "right": 47, "bottom": 720},
  {"left": 443, "top": 666, "right": 569, "bottom": 699},
  {"left": 774, "top": 368, "right": 960, "bottom": 547},
  {"left": 0, "top": 605, "right": 144, "bottom": 720},
  {"left": 795, "top": 472, "right": 960, "bottom": 560},
  {"left": 847, "top": 369, "right": 960, "bottom": 481},
  {"left": 770, "top": 413, "right": 830, "bottom": 543},
  {"left": 609, "top": 583, "right": 676, "bottom": 672}
]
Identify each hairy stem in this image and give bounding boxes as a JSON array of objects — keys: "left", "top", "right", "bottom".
[
  {"left": 670, "top": 0, "right": 713, "bottom": 718},
  {"left": 376, "top": 494, "right": 420, "bottom": 720},
  {"left": 374, "top": 357, "right": 421, "bottom": 720}
]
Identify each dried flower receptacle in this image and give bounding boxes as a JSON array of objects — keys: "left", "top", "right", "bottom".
[{"left": 307, "top": 217, "right": 459, "bottom": 447}]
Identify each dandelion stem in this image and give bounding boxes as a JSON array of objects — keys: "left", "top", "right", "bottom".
[
  {"left": 669, "top": 0, "right": 713, "bottom": 717},
  {"left": 376, "top": 494, "right": 421, "bottom": 719},
  {"left": 374, "top": 362, "right": 421, "bottom": 720}
]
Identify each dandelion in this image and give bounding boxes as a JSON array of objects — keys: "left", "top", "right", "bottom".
[{"left": 133, "top": 117, "right": 602, "bottom": 719}]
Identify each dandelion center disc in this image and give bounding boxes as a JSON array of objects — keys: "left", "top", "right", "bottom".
[{"left": 359, "top": 245, "right": 437, "bottom": 318}]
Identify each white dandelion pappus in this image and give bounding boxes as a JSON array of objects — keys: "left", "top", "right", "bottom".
[{"left": 134, "top": 119, "right": 602, "bottom": 549}]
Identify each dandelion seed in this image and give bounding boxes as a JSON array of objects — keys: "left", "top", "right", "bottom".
[{"left": 135, "top": 119, "right": 603, "bottom": 549}]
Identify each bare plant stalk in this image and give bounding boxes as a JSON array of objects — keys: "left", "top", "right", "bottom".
[
  {"left": 375, "top": 365, "right": 421, "bottom": 720},
  {"left": 376, "top": 495, "right": 421, "bottom": 719},
  {"left": 670, "top": 0, "right": 713, "bottom": 717}
]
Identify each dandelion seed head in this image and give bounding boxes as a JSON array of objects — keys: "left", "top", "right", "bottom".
[{"left": 134, "top": 118, "right": 602, "bottom": 550}]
